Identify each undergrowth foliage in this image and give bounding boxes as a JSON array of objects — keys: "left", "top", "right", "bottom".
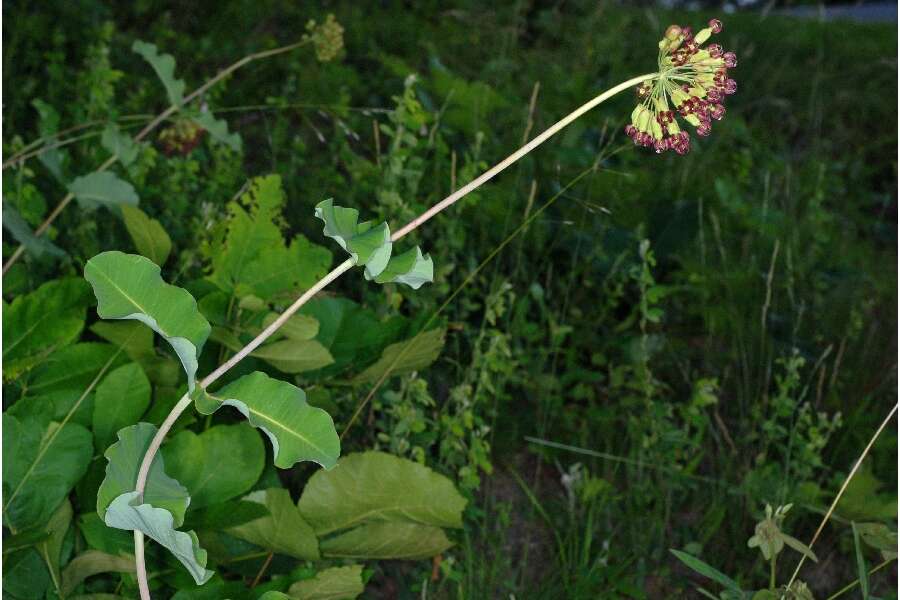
[{"left": 2, "top": 4, "right": 897, "bottom": 600}]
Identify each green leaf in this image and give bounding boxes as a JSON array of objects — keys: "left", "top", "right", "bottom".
[
  {"left": 371, "top": 246, "right": 433, "bottom": 289},
  {"left": 852, "top": 522, "right": 870, "bottom": 599},
  {"left": 121, "top": 205, "right": 173, "bottom": 266},
  {"left": 297, "top": 451, "right": 466, "bottom": 536},
  {"left": 2, "top": 529, "right": 51, "bottom": 555},
  {"left": 226, "top": 488, "right": 319, "bottom": 560},
  {"left": 2, "top": 200, "right": 65, "bottom": 260},
  {"left": 101, "top": 124, "right": 140, "bottom": 166},
  {"left": 78, "top": 512, "right": 134, "bottom": 555},
  {"left": 669, "top": 549, "right": 742, "bottom": 593},
  {"left": 90, "top": 321, "right": 181, "bottom": 386},
  {"left": 69, "top": 171, "right": 139, "bottom": 211},
  {"left": 314, "top": 198, "right": 392, "bottom": 276},
  {"left": 258, "top": 593, "right": 293, "bottom": 600},
  {"left": 2, "top": 277, "right": 91, "bottom": 368},
  {"left": 288, "top": 565, "right": 365, "bottom": 600},
  {"left": 192, "top": 111, "right": 241, "bottom": 152},
  {"left": 161, "top": 424, "right": 264, "bottom": 509},
  {"left": 84, "top": 251, "right": 211, "bottom": 392},
  {"left": 320, "top": 522, "right": 453, "bottom": 559},
  {"left": 60, "top": 550, "right": 136, "bottom": 597},
  {"left": 93, "top": 362, "right": 152, "bottom": 451},
  {"left": 105, "top": 491, "right": 213, "bottom": 585},
  {"left": 182, "top": 499, "right": 269, "bottom": 531},
  {"left": 37, "top": 499, "right": 72, "bottom": 594},
  {"left": 262, "top": 312, "right": 319, "bottom": 341},
  {"left": 25, "top": 343, "right": 125, "bottom": 396},
  {"left": 780, "top": 533, "right": 818, "bottom": 563},
  {"left": 350, "top": 327, "right": 444, "bottom": 383},
  {"left": 192, "top": 371, "right": 340, "bottom": 470},
  {"left": 251, "top": 339, "right": 335, "bottom": 374},
  {"left": 855, "top": 522, "right": 899, "bottom": 560},
  {"left": 97, "top": 423, "right": 189, "bottom": 527},
  {"left": 2, "top": 549, "right": 51, "bottom": 599},
  {"left": 2, "top": 414, "right": 92, "bottom": 532},
  {"left": 132, "top": 40, "right": 186, "bottom": 106},
  {"left": 206, "top": 175, "right": 332, "bottom": 300}
]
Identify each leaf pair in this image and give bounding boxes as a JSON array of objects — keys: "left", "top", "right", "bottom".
[{"left": 315, "top": 199, "right": 433, "bottom": 289}]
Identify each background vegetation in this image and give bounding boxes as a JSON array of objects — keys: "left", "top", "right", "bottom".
[{"left": 2, "top": 1, "right": 897, "bottom": 598}]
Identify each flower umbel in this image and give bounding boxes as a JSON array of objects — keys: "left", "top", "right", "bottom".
[{"left": 625, "top": 19, "right": 737, "bottom": 154}]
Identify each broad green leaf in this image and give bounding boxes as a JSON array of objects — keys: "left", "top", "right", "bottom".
[
  {"left": 182, "top": 499, "right": 269, "bottom": 531},
  {"left": 320, "top": 522, "right": 453, "bottom": 559},
  {"left": 206, "top": 176, "right": 331, "bottom": 299},
  {"left": 192, "top": 111, "right": 241, "bottom": 152},
  {"left": 350, "top": 327, "right": 444, "bottom": 383},
  {"left": 3, "top": 277, "right": 92, "bottom": 367},
  {"left": 93, "top": 362, "right": 152, "bottom": 451},
  {"left": 297, "top": 451, "right": 466, "bottom": 536},
  {"left": 852, "top": 522, "right": 870, "bottom": 599},
  {"left": 855, "top": 522, "right": 899, "bottom": 560},
  {"left": 7, "top": 389, "right": 95, "bottom": 428},
  {"left": 2, "top": 549, "right": 51, "bottom": 599},
  {"left": 314, "top": 198, "right": 392, "bottom": 276},
  {"left": 836, "top": 463, "right": 898, "bottom": 521},
  {"left": 161, "top": 424, "right": 264, "bottom": 509},
  {"left": 370, "top": 246, "right": 433, "bottom": 289},
  {"left": 288, "top": 565, "right": 365, "bottom": 600},
  {"left": 105, "top": 491, "right": 212, "bottom": 585},
  {"left": 132, "top": 40, "right": 186, "bottom": 106},
  {"left": 25, "top": 343, "right": 125, "bottom": 396},
  {"left": 97, "top": 423, "right": 189, "bottom": 527},
  {"left": 2, "top": 529, "right": 51, "bottom": 555},
  {"left": 251, "top": 339, "right": 334, "bottom": 374},
  {"left": 101, "top": 124, "right": 140, "bottom": 166},
  {"left": 259, "top": 593, "right": 293, "bottom": 600},
  {"left": 262, "top": 312, "right": 319, "bottom": 341},
  {"left": 91, "top": 320, "right": 181, "bottom": 386},
  {"left": 60, "top": 550, "right": 135, "bottom": 597},
  {"left": 121, "top": 205, "right": 173, "bottom": 266},
  {"left": 226, "top": 488, "right": 319, "bottom": 560},
  {"left": 69, "top": 171, "right": 139, "bottom": 211},
  {"left": 37, "top": 499, "right": 72, "bottom": 594},
  {"left": 193, "top": 371, "right": 339, "bottom": 469},
  {"left": 2, "top": 414, "right": 92, "bottom": 532},
  {"left": 669, "top": 549, "right": 743, "bottom": 593},
  {"left": 78, "top": 513, "right": 133, "bottom": 555},
  {"left": 2, "top": 200, "right": 65, "bottom": 260},
  {"left": 84, "top": 251, "right": 211, "bottom": 392}
]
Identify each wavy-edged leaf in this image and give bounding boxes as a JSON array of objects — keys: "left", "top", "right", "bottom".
[
  {"left": 161, "top": 424, "right": 264, "bottom": 509},
  {"left": 297, "top": 451, "right": 466, "bottom": 536},
  {"left": 226, "top": 488, "right": 319, "bottom": 560},
  {"left": 314, "top": 198, "right": 391, "bottom": 276},
  {"left": 96, "top": 423, "right": 189, "bottom": 527},
  {"left": 207, "top": 176, "right": 332, "bottom": 299},
  {"left": 93, "top": 363, "right": 152, "bottom": 451},
  {"left": 69, "top": 172, "right": 139, "bottom": 211},
  {"left": 2, "top": 414, "right": 92, "bottom": 532},
  {"left": 321, "top": 522, "right": 453, "bottom": 560},
  {"left": 60, "top": 550, "right": 135, "bottom": 597},
  {"left": 192, "top": 371, "right": 339, "bottom": 469},
  {"left": 3, "top": 277, "right": 92, "bottom": 368},
  {"left": 288, "top": 565, "right": 365, "bottom": 600},
  {"left": 101, "top": 124, "right": 140, "bottom": 166},
  {"left": 193, "top": 111, "right": 241, "bottom": 152},
  {"left": 84, "top": 251, "right": 210, "bottom": 392},
  {"left": 370, "top": 246, "right": 433, "bottom": 289},
  {"left": 105, "top": 491, "right": 212, "bottom": 585},
  {"left": 2, "top": 200, "right": 65, "bottom": 260},
  {"left": 132, "top": 41, "right": 185, "bottom": 106},
  {"left": 121, "top": 205, "right": 172, "bottom": 266},
  {"left": 350, "top": 327, "right": 445, "bottom": 384},
  {"left": 250, "top": 339, "right": 334, "bottom": 374}
]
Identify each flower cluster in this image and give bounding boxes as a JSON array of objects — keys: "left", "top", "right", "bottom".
[
  {"left": 303, "top": 14, "right": 345, "bottom": 63},
  {"left": 625, "top": 19, "right": 737, "bottom": 154}
]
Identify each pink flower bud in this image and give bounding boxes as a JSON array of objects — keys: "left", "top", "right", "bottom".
[
  {"left": 724, "top": 52, "right": 737, "bottom": 68},
  {"left": 708, "top": 44, "right": 723, "bottom": 58},
  {"left": 707, "top": 89, "right": 723, "bottom": 103},
  {"left": 710, "top": 104, "right": 726, "bottom": 120},
  {"left": 724, "top": 79, "right": 737, "bottom": 94},
  {"left": 708, "top": 19, "right": 722, "bottom": 34}
]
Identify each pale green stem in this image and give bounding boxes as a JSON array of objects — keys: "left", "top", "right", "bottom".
[{"left": 130, "top": 72, "right": 657, "bottom": 600}]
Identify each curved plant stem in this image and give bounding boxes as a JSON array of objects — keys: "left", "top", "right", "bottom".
[
  {"left": 1, "top": 40, "right": 310, "bottom": 277},
  {"left": 129, "top": 71, "right": 656, "bottom": 599},
  {"left": 782, "top": 403, "right": 898, "bottom": 596}
]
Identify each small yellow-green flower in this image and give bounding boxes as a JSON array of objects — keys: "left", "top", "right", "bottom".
[{"left": 626, "top": 18, "right": 737, "bottom": 154}]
